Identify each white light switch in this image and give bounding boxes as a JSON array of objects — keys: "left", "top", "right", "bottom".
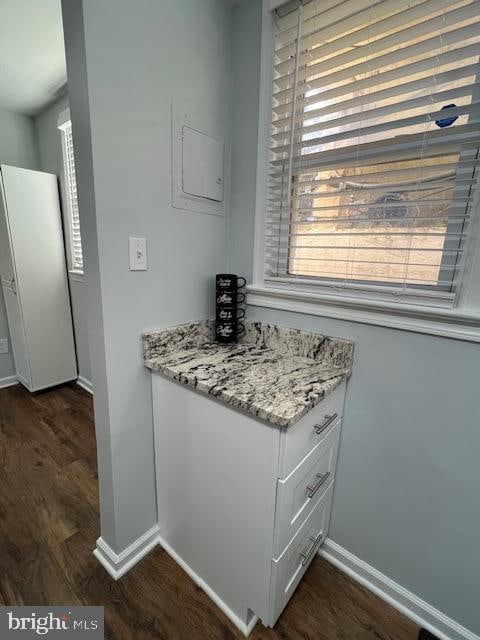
[
  {"left": 0, "top": 338, "right": 8, "bottom": 354},
  {"left": 129, "top": 237, "right": 147, "bottom": 271}
]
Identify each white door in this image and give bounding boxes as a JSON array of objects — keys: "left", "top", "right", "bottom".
[{"left": 1, "top": 279, "right": 30, "bottom": 386}]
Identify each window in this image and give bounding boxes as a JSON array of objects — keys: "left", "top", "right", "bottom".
[
  {"left": 58, "top": 110, "right": 84, "bottom": 274},
  {"left": 266, "top": 0, "right": 480, "bottom": 308}
]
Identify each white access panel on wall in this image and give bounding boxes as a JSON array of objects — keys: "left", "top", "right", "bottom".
[
  {"left": 172, "top": 101, "right": 226, "bottom": 216},
  {"left": 182, "top": 126, "right": 223, "bottom": 202}
]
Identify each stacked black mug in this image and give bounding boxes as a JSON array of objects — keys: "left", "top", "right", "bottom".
[{"left": 215, "top": 274, "right": 246, "bottom": 343}]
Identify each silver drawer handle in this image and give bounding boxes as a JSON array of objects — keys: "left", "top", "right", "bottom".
[
  {"left": 300, "top": 532, "right": 323, "bottom": 566},
  {"left": 306, "top": 471, "right": 330, "bottom": 499},
  {"left": 314, "top": 413, "right": 338, "bottom": 435}
]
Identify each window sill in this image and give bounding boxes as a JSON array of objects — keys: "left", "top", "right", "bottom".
[
  {"left": 68, "top": 270, "right": 85, "bottom": 283},
  {"left": 246, "top": 284, "right": 480, "bottom": 343}
]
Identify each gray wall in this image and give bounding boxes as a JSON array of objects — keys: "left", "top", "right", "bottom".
[
  {"left": 230, "top": 0, "right": 480, "bottom": 635},
  {"left": 227, "top": 0, "right": 262, "bottom": 282},
  {"left": 0, "top": 106, "right": 38, "bottom": 169},
  {"left": 35, "top": 94, "right": 91, "bottom": 383},
  {"left": 62, "top": 0, "right": 231, "bottom": 552},
  {"left": 0, "top": 106, "right": 39, "bottom": 380},
  {"left": 62, "top": 0, "right": 117, "bottom": 547}
]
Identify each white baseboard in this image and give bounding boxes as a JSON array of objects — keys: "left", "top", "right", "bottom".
[
  {"left": 0, "top": 375, "right": 18, "bottom": 389},
  {"left": 320, "top": 539, "right": 479, "bottom": 640},
  {"left": 77, "top": 376, "right": 93, "bottom": 394},
  {"left": 93, "top": 524, "right": 160, "bottom": 580},
  {"left": 158, "top": 534, "right": 258, "bottom": 637},
  {"left": 29, "top": 376, "right": 78, "bottom": 393},
  {"left": 0, "top": 373, "right": 93, "bottom": 394},
  {"left": 94, "top": 525, "right": 479, "bottom": 640},
  {"left": 93, "top": 526, "right": 258, "bottom": 637}
]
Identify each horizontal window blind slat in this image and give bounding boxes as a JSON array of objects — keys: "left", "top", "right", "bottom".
[
  {"left": 270, "top": 125, "right": 480, "bottom": 170},
  {"left": 277, "top": 4, "right": 479, "bottom": 84},
  {"left": 275, "top": 268, "right": 465, "bottom": 282},
  {"left": 274, "top": 0, "right": 478, "bottom": 85},
  {"left": 270, "top": 145, "right": 480, "bottom": 174},
  {"left": 272, "top": 104, "right": 480, "bottom": 155},
  {"left": 267, "top": 216, "right": 471, "bottom": 227},
  {"left": 273, "top": 273, "right": 460, "bottom": 286},
  {"left": 269, "top": 184, "right": 474, "bottom": 204},
  {"left": 275, "top": 0, "right": 383, "bottom": 39},
  {"left": 270, "top": 257, "right": 465, "bottom": 270},
  {"left": 272, "top": 65, "right": 479, "bottom": 130},
  {"left": 266, "top": 243, "right": 465, "bottom": 254},
  {"left": 268, "top": 201, "right": 472, "bottom": 215},
  {"left": 272, "top": 43, "right": 480, "bottom": 118},
  {"left": 272, "top": 70, "right": 478, "bottom": 131},
  {"left": 275, "top": 24, "right": 480, "bottom": 102},
  {"left": 264, "top": 277, "right": 458, "bottom": 306},
  {"left": 268, "top": 231, "right": 467, "bottom": 239},
  {"left": 271, "top": 86, "right": 478, "bottom": 144},
  {"left": 276, "top": 0, "right": 399, "bottom": 35},
  {"left": 274, "top": 0, "right": 426, "bottom": 64},
  {"left": 269, "top": 161, "right": 480, "bottom": 191}
]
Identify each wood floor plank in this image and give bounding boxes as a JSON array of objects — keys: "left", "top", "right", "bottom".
[
  {"left": 0, "top": 383, "right": 420, "bottom": 640},
  {"left": 252, "top": 557, "right": 418, "bottom": 640},
  {"left": 30, "top": 383, "right": 89, "bottom": 414},
  {"left": 67, "top": 458, "right": 100, "bottom": 510},
  {"left": 2, "top": 438, "right": 97, "bottom": 547}
]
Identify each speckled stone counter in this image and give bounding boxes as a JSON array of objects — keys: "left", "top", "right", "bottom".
[{"left": 143, "top": 321, "right": 354, "bottom": 428}]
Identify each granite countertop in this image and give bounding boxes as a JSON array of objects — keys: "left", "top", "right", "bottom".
[{"left": 143, "top": 321, "right": 354, "bottom": 428}]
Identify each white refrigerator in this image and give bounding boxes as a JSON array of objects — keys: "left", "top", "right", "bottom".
[{"left": 0, "top": 165, "right": 77, "bottom": 391}]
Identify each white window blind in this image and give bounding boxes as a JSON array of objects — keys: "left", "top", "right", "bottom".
[
  {"left": 59, "top": 120, "right": 83, "bottom": 273},
  {"left": 266, "top": 0, "right": 480, "bottom": 308}
]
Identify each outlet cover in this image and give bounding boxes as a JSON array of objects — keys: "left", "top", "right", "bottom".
[{"left": 0, "top": 338, "right": 8, "bottom": 354}]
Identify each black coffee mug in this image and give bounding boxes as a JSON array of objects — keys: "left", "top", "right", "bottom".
[
  {"left": 215, "top": 322, "right": 236, "bottom": 342},
  {"left": 216, "top": 321, "right": 245, "bottom": 343},
  {"left": 216, "top": 307, "right": 245, "bottom": 322},
  {"left": 216, "top": 290, "right": 246, "bottom": 306},
  {"left": 216, "top": 274, "right": 246, "bottom": 290},
  {"left": 236, "top": 321, "right": 246, "bottom": 338}
]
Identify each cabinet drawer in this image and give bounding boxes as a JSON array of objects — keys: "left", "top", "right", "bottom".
[
  {"left": 268, "top": 482, "right": 334, "bottom": 626},
  {"left": 273, "top": 420, "right": 340, "bottom": 557},
  {"left": 278, "top": 379, "right": 345, "bottom": 478}
]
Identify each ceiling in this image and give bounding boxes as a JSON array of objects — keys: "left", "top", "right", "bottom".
[
  {"left": 0, "top": 0, "right": 66, "bottom": 116},
  {"left": 0, "top": 0, "right": 245, "bottom": 117}
]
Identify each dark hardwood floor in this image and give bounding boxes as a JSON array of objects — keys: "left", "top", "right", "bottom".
[{"left": 0, "top": 383, "right": 419, "bottom": 640}]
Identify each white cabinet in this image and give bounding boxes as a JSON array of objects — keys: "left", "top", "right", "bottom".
[
  {"left": 273, "top": 420, "right": 341, "bottom": 556},
  {"left": 0, "top": 165, "right": 77, "bottom": 391},
  {"left": 1, "top": 279, "right": 29, "bottom": 383},
  {"left": 152, "top": 374, "right": 347, "bottom": 634},
  {"left": 269, "top": 482, "right": 334, "bottom": 624}
]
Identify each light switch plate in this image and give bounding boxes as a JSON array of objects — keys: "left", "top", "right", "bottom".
[
  {"left": 129, "top": 237, "right": 147, "bottom": 271},
  {"left": 0, "top": 338, "right": 8, "bottom": 354}
]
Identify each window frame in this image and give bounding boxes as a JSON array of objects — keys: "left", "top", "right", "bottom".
[
  {"left": 58, "top": 108, "right": 84, "bottom": 280},
  {"left": 249, "top": 0, "right": 480, "bottom": 343}
]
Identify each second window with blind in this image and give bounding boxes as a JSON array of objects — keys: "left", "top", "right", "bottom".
[
  {"left": 58, "top": 110, "right": 84, "bottom": 276},
  {"left": 266, "top": 0, "right": 480, "bottom": 308}
]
